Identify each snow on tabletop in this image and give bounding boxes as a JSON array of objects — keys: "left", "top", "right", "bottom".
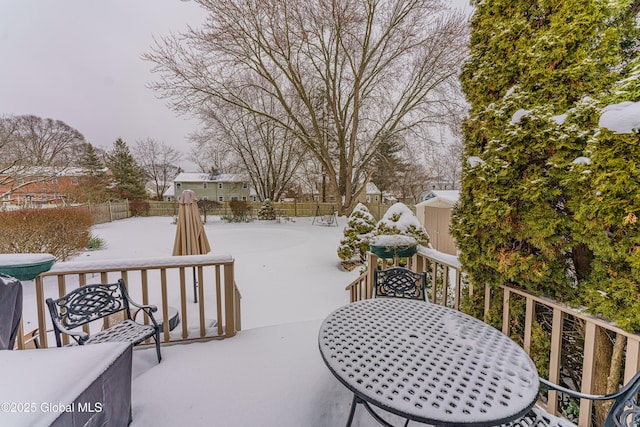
[
  {"left": 599, "top": 101, "right": 640, "bottom": 134},
  {"left": 0, "top": 342, "right": 129, "bottom": 427},
  {"left": 0, "top": 253, "right": 55, "bottom": 264},
  {"left": 370, "top": 234, "right": 417, "bottom": 247},
  {"left": 49, "top": 254, "right": 233, "bottom": 273}
]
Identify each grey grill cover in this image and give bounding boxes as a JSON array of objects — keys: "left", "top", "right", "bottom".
[{"left": 0, "top": 273, "right": 23, "bottom": 350}]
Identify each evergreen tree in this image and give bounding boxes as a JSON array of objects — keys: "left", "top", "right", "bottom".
[
  {"left": 573, "top": 55, "right": 640, "bottom": 331},
  {"left": 258, "top": 199, "right": 276, "bottom": 220},
  {"left": 338, "top": 203, "right": 377, "bottom": 262},
  {"left": 371, "top": 138, "right": 405, "bottom": 201},
  {"left": 375, "top": 202, "right": 429, "bottom": 246},
  {"left": 78, "top": 142, "right": 105, "bottom": 175},
  {"left": 451, "top": 0, "right": 638, "bottom": 300},
  {"left": 75, "top": 142, "right": 109, "bottom": 203},
  {"left": 105, "top": 138, "right": 147, "bottom": 200}
]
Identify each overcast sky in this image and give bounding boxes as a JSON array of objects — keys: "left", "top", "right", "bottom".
[
  {"left": 0, "top": 1, "right": 472, "bottom": 173},
  {"left": 0, "top": 0, "right": 205, "bottom": 170}
]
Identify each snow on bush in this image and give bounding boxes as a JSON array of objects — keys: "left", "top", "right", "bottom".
[
  {"left": 337, "top": 203, "right": 376, "bottom": 262},
  {"left": 599, "top": 101, "right": 640, "bottom": 134},
  {"left": 374, "top": 202, "right": 429, "bottom": 246}
]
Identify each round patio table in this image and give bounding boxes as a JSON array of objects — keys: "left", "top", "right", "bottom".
[{"left": 318, "top": 298, "right": 539, "bottom": 427}]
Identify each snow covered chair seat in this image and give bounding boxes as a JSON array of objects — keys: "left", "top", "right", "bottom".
[
  {"left": 502, "top": 372, "right": 640, "bottom": 426},
  {"left": 46, "top": 278, "right": 162, "bottom": 362}
]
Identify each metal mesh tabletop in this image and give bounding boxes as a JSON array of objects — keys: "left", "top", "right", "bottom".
[{"left": 318, "top": 299, "right": 539, "bottom": 426}]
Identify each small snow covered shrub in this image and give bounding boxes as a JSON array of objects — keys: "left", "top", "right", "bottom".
[
  {"left": 258, "top": 199, "right": 276, "bottom": 220},
  {"left": 86, "top": 234, "right": 106, "bottom": 251},
  {"left": 337, "top": 203, "right": 376, "bottom": 262},
  {"left": 0, "top": 207, "right": 92, "bottom": 260},
  {"left": 374, "top": 202, "right": 429, "bottom": 246},
  {"left": 227, "top": 200, "right": 251, "bottom": 222}
]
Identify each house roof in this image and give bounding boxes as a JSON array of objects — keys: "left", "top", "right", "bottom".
[
  {"left": 173, "top": 173, "right": 247, "bottom": 183},
  {"left": 416, "top": 190, "right": 460, "bottom": 208},
  {"left": 366, "top": 182, "right": 380, "bottom": 194}
]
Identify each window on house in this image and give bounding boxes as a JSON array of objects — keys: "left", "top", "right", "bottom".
[
  {"left": 231, "top": 196, "right": 238, "bottom": 201},
  {"left": 243, "top": 183, "right": 248, "bottom": 189},
  {"left": 176, "top": 183, "right": 181, "bottom": 189},
  {"left": 218, "top": 196, "right": 224, "bottom": 202},
  {"left": 375, "top": 195, "right": 379, "bottom": 201},
  {"left": 242, "top": 196, "right": 247, "bottom": 201},
  {"left": 366, "top": 196, "right": 370, "bottom": 202},
  {"left": 218, "top": 183, "right": 223, "bottom": 189},
  {"left": 72, "top": 177, "right": 79, "bottom": 185},
  {"left": 203, "top": 183, "right": 208, "bottom": 189},
  {"left": 203, "top": 196, "right": 209, "bottom": 201},
  {"left": 252, "top": 196, "right": 257, "bottom": 202}
]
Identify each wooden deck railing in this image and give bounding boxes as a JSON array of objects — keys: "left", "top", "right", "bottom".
[
  {"left": 346, "top": 247, "right": 640, "bottom": 427},
  {"left": 16, "top": 254, "right": 241, "bottom": 350}
]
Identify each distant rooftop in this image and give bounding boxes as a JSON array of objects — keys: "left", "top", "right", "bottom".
[{"left": 173, "top": 173, "right": 247, "bottom": 183}]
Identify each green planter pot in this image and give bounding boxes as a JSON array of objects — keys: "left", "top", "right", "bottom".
[
  {"left": 0, "top": 254, "right": 55, "bottom": 281},
  {"left": 370, "top": 244, "right": 417, "bottom": 258}
]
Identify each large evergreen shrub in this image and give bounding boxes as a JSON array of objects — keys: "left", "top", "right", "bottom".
[
  {"left": 451, "top": 1, "right": 639, "bottom": 420},
  {"left": 337, "top": 203, "right": 376, "bottom": 262},
  {"left": 452, "top": 0, "right": 639, "bottom": 308}
]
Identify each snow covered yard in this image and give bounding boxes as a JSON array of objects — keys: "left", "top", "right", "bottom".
[{"left": 18, "top": 216, "right": 393, "bottom": 426}]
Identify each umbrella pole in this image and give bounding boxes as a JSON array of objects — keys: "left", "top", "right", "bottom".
[{"left": 193, "top": 267, "right": 197, "bottom": 303}]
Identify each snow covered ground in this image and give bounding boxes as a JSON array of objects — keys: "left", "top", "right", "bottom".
[{"left": 17, "top": 216, "right": 397, "bottom": 426}]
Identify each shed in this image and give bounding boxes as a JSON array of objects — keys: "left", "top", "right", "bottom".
[{"left": 415, "top": 190, "right": 459, "bottom": 255}]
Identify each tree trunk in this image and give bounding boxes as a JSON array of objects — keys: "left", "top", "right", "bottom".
[{"left": 593, "top": 328, "right": 614, "bottom": 426}]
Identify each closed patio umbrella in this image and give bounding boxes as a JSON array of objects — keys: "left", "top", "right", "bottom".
[{"left": 173, "top": 190, "right": 211, "bottom": 302}]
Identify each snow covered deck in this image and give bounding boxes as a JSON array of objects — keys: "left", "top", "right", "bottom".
[{"left": 129, "top": 319, "right": 413, "bottom": 427}]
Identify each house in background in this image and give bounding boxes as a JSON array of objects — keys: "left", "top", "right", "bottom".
[
  {"left": 362, "top": 182, "right": 396, "bottom": 204},
  {"left": 415, "top": 190, "right": 460, "bottom": 255},
  {"left": 172, "top": 173, "right": 253, "bottom": 203},
  {"left": 0, "top": 167, "right": 89, "bottom": 209}
]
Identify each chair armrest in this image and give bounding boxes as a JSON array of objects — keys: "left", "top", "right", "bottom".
[
  {"left": 50, "top": 316, "right": 90, "bottom": 344},
  {"left": 540, "top": 377, "right": 632, "bottom": 402},
  {"left": 131, "top": 304, "right": 160, "bottom": 328}
]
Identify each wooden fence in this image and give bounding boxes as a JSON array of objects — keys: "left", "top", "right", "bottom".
[{"left": 76, "top": 200, "right": 393, "bottom": 224}]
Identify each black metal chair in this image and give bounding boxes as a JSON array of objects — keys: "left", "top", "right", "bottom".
[
  {"left": 373, "top": 267, "right": 427, "bottom": 301},
  {"left": 504, "top": 371, "right": 640, "bottom": 426},
  {"left": 46, "top": 279, "right": 162, "bottom": 362}
]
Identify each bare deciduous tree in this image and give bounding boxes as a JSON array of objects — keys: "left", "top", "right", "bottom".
[
  {"left": 144, "top": 0, "right": 468, "bottom": 214},
  {"left": 195, "top": 95, "right": 307, "bottom": 201},
  {"left": 394, "top": 160, "right": 432, "bottom": 204},
  {"left": 133, "top": 138, "right": 183, "bottom": 200},
  {"left": 0, "top": 114, "right": 85, "bottom": 199}
]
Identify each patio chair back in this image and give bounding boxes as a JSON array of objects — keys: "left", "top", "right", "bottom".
[
  {"left": 374, "top": 267, "right": 427, "bottom": 301},
  {"left": 47, "top": 281, "right": 132, "bottom": 331}
]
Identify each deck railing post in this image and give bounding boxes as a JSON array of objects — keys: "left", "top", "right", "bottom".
[
  {"left": 366, "top": 252, "right": 377, "bottom": 299},
  {"left": 224, "top": 261, "right": 237, "bottom": 338}
]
